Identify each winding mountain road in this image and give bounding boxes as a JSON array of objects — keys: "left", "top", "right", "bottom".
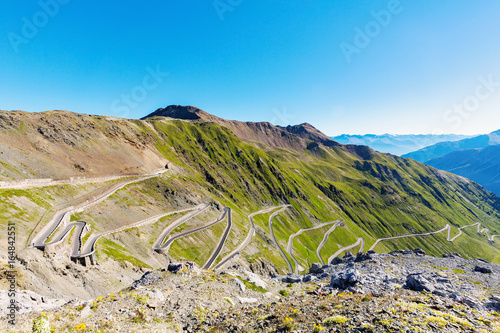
[
  {"left": 0, "top": 169, "right": 167, "bottom": 190},
  {"left": 153, "top": 206, "right": 228, "bottom": 253},
  {"left": 152, "top": 204, "right": 211, "bottom": 251},
  {"left": 368, "top": 225, "right": 450, "bottom": 252},
  {"left": 22, "top": 165, "right": 500, "bottom": 269},
  {"left": 286, "top": 221, "right": 341, "bottom": 274},
  {"left": 214, "top": 205, "right": 290, "bottom": 270},
  {"left": 74, "top": 206, "right": 204, "bottom": 258},
  {"left": 367, "top": 221, "right": 496, "bottom": 253},
  {"left": 269, "top": 205, "right": 293, "bottom": 273},
  {"left": 33, "top": 170, "right": 168, "bottom": 249},
  {"left": 322, "top": 220, "right": 498, "bottom": 264},
  {"left": 327, "top": 237, "right": 365, "bottom": 265},
  {"left": 316, "top": 220, "right": 345, "bottom": 265},
  {"left": 202, "top": 208, "right": 232, "bottom": 270}
]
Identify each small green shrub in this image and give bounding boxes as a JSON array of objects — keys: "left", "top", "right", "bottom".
[
  {"left": 279, "top": 289, "right": 289, "bottom": 297},
  {"left": 323, "top": 315, "right": 348, "bottom": 326},
  {"left": 32, "top": 317, "right": 50, "bottom": 333}
]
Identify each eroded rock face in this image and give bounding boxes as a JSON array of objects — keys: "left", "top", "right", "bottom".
[{"left": 249, "top": 258, "right": 279, "bottom": 277}]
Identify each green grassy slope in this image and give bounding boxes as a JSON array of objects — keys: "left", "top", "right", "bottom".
[
  {"left": 143, "top": 119, "right": 500, "bottom": 269},
  {"left": 1, "top": 111, "right": 500, "bottom": 276}
]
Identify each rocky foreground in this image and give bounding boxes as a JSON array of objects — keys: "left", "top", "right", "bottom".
[{"left": 3, "top": 251, "right": 500, "bottom": 332}]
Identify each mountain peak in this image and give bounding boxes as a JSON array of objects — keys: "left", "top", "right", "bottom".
[
  {"left": 141, "top": 105, "right": 217, "bottom": 121},
  {"left": 282, "top": 122, "right": 339, "bottom": 147},
  {"left": 142, "top": 105, "right": 339, "bottom": 150}
]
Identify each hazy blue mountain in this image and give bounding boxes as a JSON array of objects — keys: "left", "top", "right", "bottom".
[
  {"left": 403, "top": 130, "right": 500, "bottom": 163},
  {"left": 426, "top": 145, "right": 500, "bottom": 196},
  {"left": 331, "top": 134, "right": 471, "bottom": 156}
]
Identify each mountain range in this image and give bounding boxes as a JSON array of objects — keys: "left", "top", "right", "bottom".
[
  {"left": 402, "top": 130, "right": 500, "bottom": 195},
  {"left": 331, "top": 133, "right": 471, "bottom": 156},
  {"left": 403, "top": 129, "right": 500, "bottom": 162},
  {"left": 1, "top": 105, "right": 500, "bottom": 300}
]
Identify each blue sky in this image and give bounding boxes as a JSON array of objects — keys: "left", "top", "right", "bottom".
[{"left": 1, "top": 0, "right": 500, "bottom": 136}]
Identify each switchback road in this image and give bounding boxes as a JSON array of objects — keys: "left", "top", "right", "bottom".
[
  {"left": 33, "top": 170, "right": 168, "bottom": 249},
  {"left": 286, "top": 220, "right": 343, "bottom": 274},
  {"left": 269, "top": 206, "right": 293, "bottom": 273},
  {"left": 214, "top": 205, "right": 290, "bottom": 270}
]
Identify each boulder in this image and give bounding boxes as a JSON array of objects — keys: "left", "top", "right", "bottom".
[
  {"left": 343, "top": 252, "right": 354, "bottom": 261},
  {"left": 302, "top": 275, "right": 318, "bottom": 283},
  {"left": 167, "top": 261, "right": 196, "bottom": 274},
  {"left": 146, "top": 290, "right": 165, "bottom": 309},
  {"left": 413, "top": 248, "right": 426, "bottom": 256},
  {"left": 405, "top": 273, "right": 434, "bottom": 293},
  {"left": 282, "top": 274, "right": 301, "bottom": 284},
  {"left": 405, "top": 273, "right": 455, "bottom": 297},
  {"left": 246, "top": 271, "right": 268, "bottom": 288},
  {"left": 233, "top": 278, "right": 246, "bottom": 292},
  {"left": 476, "top": 259, "right": 490, "bottom": 264},
  {"left": 442, "top": 253, "right": 461, "bottom": 259},
  {"left": 79, "top": 305, "right": 92, "bottom": 318},
  {"left": 249, "top": 258, "right": 279, "bottom": 277},
  {"left": 309, "top": 263, "right": 324, "bottom": 274},
  {"left": 474, "top": 266, "right": 492, "bottom": 274},
  {"left": 330, "top": 257, "right": 343, "bottom": 265},
  {"left": 330, "top": 263, "right": 360, "bottom": 289},
  {"left": 237, "top": 296, "right": 258, "bottom": 304},
  {"left": 355, "top": 252, "right": 376, "bottom": 262},
  {"left": 167, "top": 263, "right": 183, "bottom": 273}
]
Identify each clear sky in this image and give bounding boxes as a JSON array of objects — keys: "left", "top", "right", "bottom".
[{"left": 1, "top": 1, "right": 500, "bottom": 136}]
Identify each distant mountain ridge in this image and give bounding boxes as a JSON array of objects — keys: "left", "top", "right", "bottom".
[
  {"left": 331, "top": 133, "right": 472, "bottom": 156},
  {"left": 402, "top": 129, "right": 500, "bottom": 196},
  {"left": 403, "top": 130, "right": 500, "bottom": 163},
  {"left": 426, "top": 145, "right": 500, "bottom": 196}
]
